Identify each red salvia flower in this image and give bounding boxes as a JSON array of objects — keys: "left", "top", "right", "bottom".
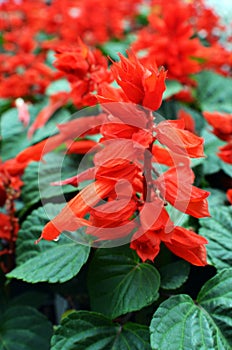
[
  {"left": 111, "top": 51, "right": 167, "bottom": 111},
  {"left": 37, "top": 52, "right": 209, "bottom": 267}
]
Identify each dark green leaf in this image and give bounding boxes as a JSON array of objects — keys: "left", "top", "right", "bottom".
[
  {"left": 0, "top": 305, "right": 52, "bottom": 350},
  {"left": 1, "top": 108, "right": 31, "bottom": 160},
  {"left": 199, "top": 206, "right": 232, "bottom": 269},
  {"left": 150, "top": 269, "right": 232, "bottom": 349},
  {"left": 51, "top": 311, "right": 151, "bottom": 350},
  {"left": 31, "top": 108, "right": 70, "bottom": 144},
  {"left": 88, "top": 246, "right": 160, "bottom": 319},
  {"left": 160, "top": 260, "right": 190, "bottom": 290},
  {"left": 101, "top": 41, "right": 130, "bottom": 61},
  {"left": 163, "top": 80, "right": 183, "bottom": 100},
  {"left": 202, "top": 128, "right": 225, "bottom": 175},
  {"left": 197, "top": 268, "right": 232, "bottom": 345},
  {"left": 7, "top": 205, "right": 90, "bottom": 283},
  {"left": 150, "top": 294, "right": 230, "bottom": 350},
  {"left": 22, "top": 153, "right": 78, "bottom": 207},
  {"left": 46, "top": 79, "right": 71, "bottom": 96},
  {"left": 195, "top": 70, "right": 232, "bottom": 112},
  {"left": 205, "top": 188, "right": 227, "bottom": 212}
]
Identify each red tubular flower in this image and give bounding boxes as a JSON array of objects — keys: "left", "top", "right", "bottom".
[
  {"left": 53, "top": 40, "right": 112, "bottom": 108},
  {"left": 227, "top": 189, "right": 232, "bottom": 204},
  {"left": 14, "top": 134, "right": 65, "bottom": 174},
  {"left": 155, "top": 166, "right": 210, "bottom": 218},
  {"left": 28, "top": 92, "right": 69, "bottom": 138},
  {"left": 218, "top": 143, "right": 232, "bottom": 164},
  {"left": 38, "top": 180, "right": 115, "bottom": 242},
  {"left": 130, "top": 226, "right": 207, "bottom": 266},
  {"left": 130, "top": 230, "right": 161, "bottom": 262},
  {"left": 111, "top": 51, "right": 167, "bottom": 110},
  {"left": 155, "top": 120, "right": 204, "bottom": 158},
  {"left": 0, "top": 213, "right": 18, "bottom": 241},
  {"left": 177, "top": 109, "right": 195, "bottom": 134},
  {"left": 165, "top": 227, "right": 208, "bottom": 266},
  {"left": 86, "top": 198, "right": 137, "bottom": 240},
  {"left": 66, "top": 140, "right": 99, "bottom": 155},
  {"left": 139, "top": 197, "right": 174, "bottom": 233},
  {"left": 203, "top": 111, "right": 232, "bottom": 142}
]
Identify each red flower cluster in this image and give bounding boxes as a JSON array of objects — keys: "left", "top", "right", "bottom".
[
  {"left": 53, "top": 39, "right": 112, "bottom": 108},
  {"left": 36, "top": 52, "right": 210, "bottom": 266},
  {"left": 0, "top": 0, "right": 141, "bottom": 100},
  {"left": 203, "top": 111, "right": 232, "bottom": 164},
  {"left": 203, "top": 111, "right": 232, "bottom": 205},
  {"left": 132, "top": 0, "right": 231, "bottom": 96},
  {"left": 0, "top": 161, "right": 23, "bottom": 272}
]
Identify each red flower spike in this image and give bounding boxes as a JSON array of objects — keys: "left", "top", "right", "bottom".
[{"left": 111, "top": 51, "right": 167, "bottom": 111}]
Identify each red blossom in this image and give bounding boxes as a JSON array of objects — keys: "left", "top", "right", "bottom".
[
  {"left": 155, "top": 120, "right": 204, "bottom": 158},
  {"left": 203, "top": 111, "right": 232, "bottom": 142},
  {"left": 130, "top": 226, "right": 208, "bottom": 266},
  {"left": 111, "top": 51, "right": 167, "bottom": 110}
]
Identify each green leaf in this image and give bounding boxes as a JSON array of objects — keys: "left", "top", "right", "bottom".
[
  {"left": 101, "top": 41, "right": 130, "bottom": 61},
  {"left": 150, "top": 269, "right": 232, "bottom": 349},
  {"left": 205, "top": 188, "right": 227, "bottom": 212},
  {"left": 1, "top": 108, "right": 31, "bottom": 160},
  {"left": 0, "top": 305, "right": 52, "bottom": 350},
  {"left": 202, "top": 128, "right": 225, "bottom": 175},
  {"left": 1, "top": 102, "right": 49, "bottom": 160},
  {"left": 51, "top": 311, "right": 151, "bottom": 350},
  {"left": 46, "top": 79, "right": 71, "bottom": 96},
  {"left": 7, "top": 205, "right": 90, "bottom": 283},
  {"left": 160, "top": 260, "right": 190, "bottom": 290},
  {"left": 220, "top": 161, "right": 232, "bottom": 177},
  {"left": 88, "top": 246, "right": 160, "bottom": 319},
  {"left": 195, "top": 70, "right": 232, "bottom": 112},
  {"left": 1, "top": 103, "right": 70, "bottom": 160},
  {"left": 163, "top": 80, "right": 183, "bottom": 100},
  {"left": 150, "top": 294, "right": 230, "bottom": 350},
  {"left": 199, "top": 206, "right": 232, "bottom": 269},
  {"left": 31, "top": 108, "right": 70, "bottom": 144},
  {"left": 22, "top": 153, "right": 78, "bottom": 207},
  {"left": 197, "top": 268, "right": 232, "bottom": 345}
]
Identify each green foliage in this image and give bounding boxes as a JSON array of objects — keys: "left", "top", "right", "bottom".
[
  {"left": 51, "top": 311, "right": 151, "bottom": 350},
  {"left": 0, "top": 305, "right": 53, "bottom": 350},
  {"left": 88, "top": 246, "right": 160, "bottom": 319},
  {"left": 7, "top": 205, "right": 90, "bottom": 283},
  {"left": 199, "top": 206, "right": 232, "bottom": 270},
  {"left": 162, "top": 80, "right": 183, "bottom": 100},
  {"left": 160, "top": 260, "right": 190, "bottom": 290},
  {"left": 150, "top": 269, "right": 232, "bottom": 350},
  {"left": 1, "top": 103, "right": 70, "bottom": 160},
  {"left": 195, "top": 70, "right": 232, "bottom": 112},
  {"left": 46, "top": 79, "right": 71, "bottom": 96},
  {"left": 22, "top": 153, "right": 78, "bottom": 208}
]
